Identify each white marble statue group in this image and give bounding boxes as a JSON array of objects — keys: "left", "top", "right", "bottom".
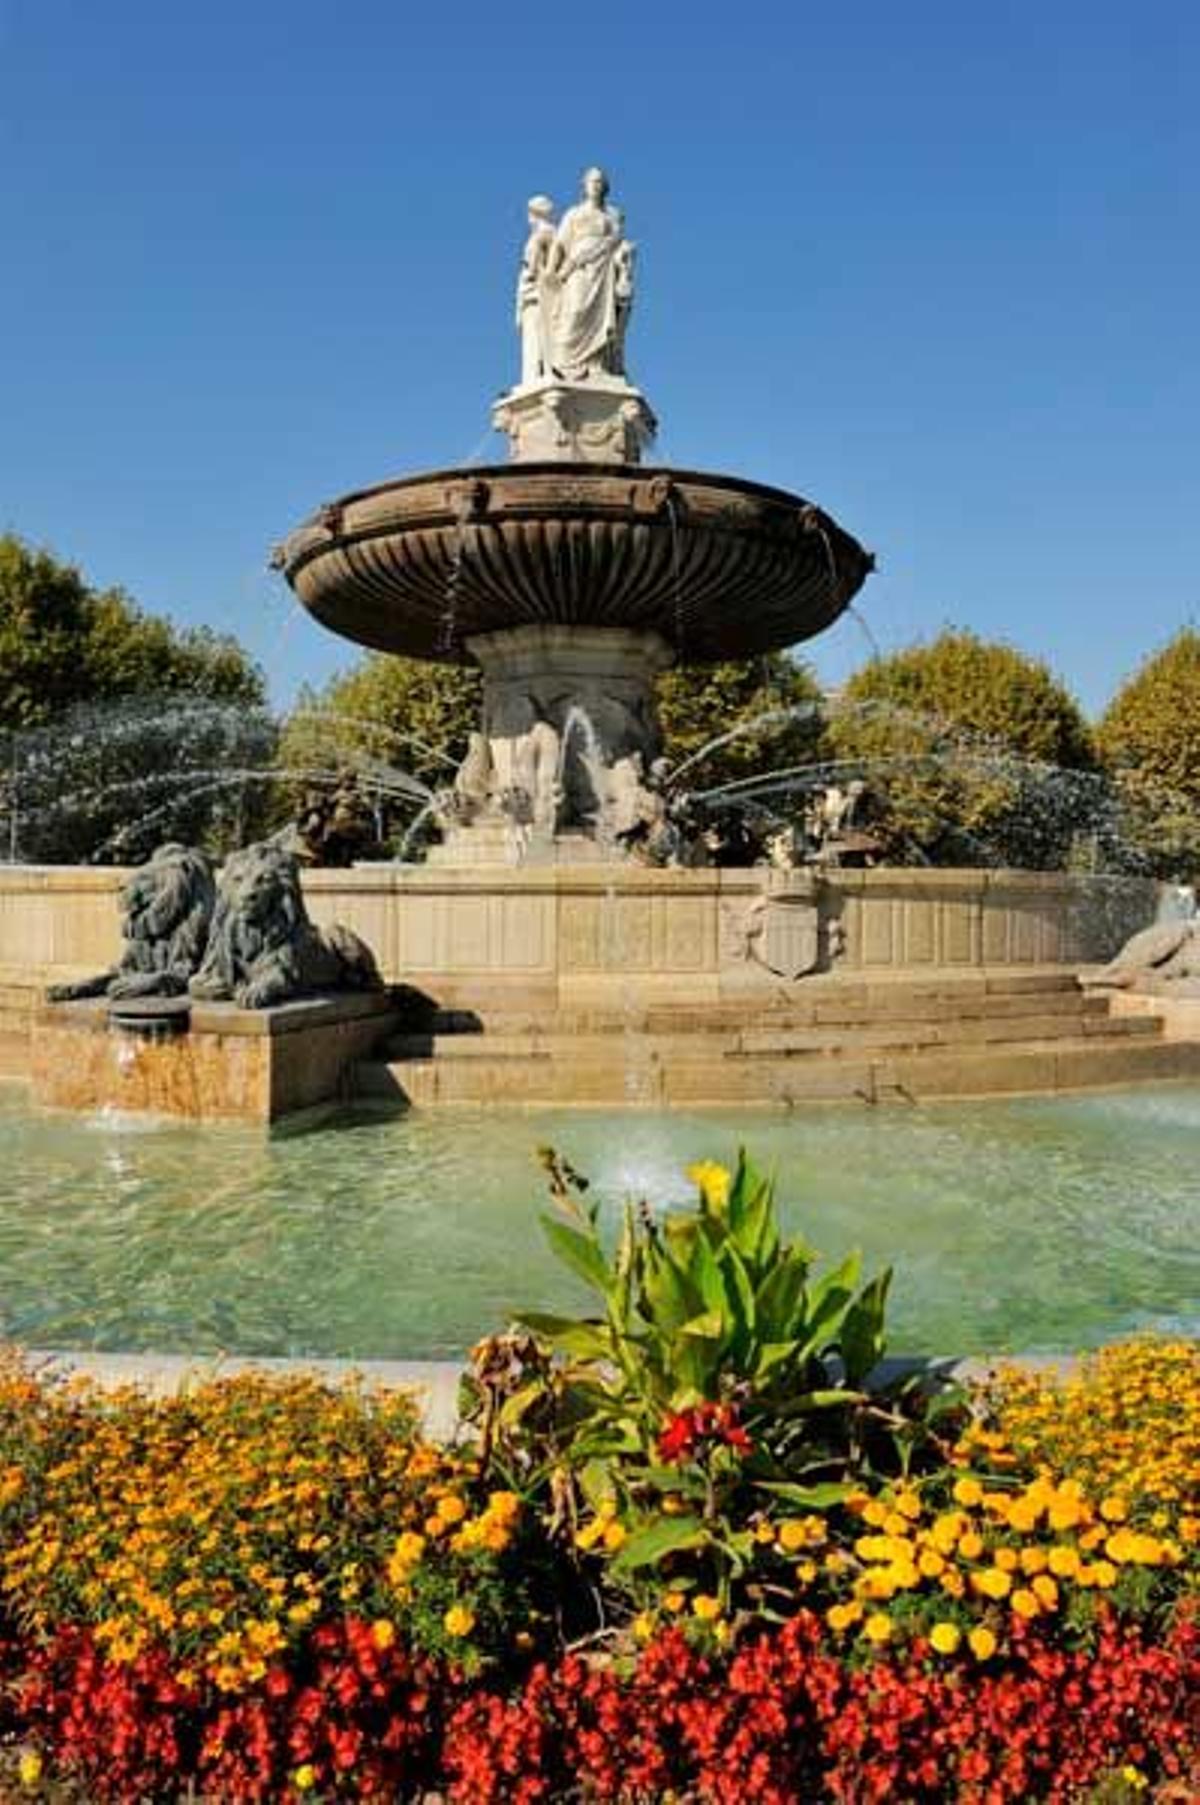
[{"left": 515, "top": 167, "right": 636, "bottom": 387}]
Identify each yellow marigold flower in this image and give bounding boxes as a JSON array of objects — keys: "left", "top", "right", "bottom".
[
  {"left": 929, "top": 1621, "right": 961, "bottom": 1655},
  {"left": 863, "top": 1611, "right": 892, "bottom": 1644},
  {"left": 602, "top": 1521, "right": 627, "bottom": 1553},
  {"left": 685, "top": 1160, "right": 731, "bottom": 1210},
  {"left": 663, "top": 1591, "right": 687, "bottom": 1614},
  {"left": 940, "top": 1569, "right": 966, "bottom": 1599},
  {"left": 958, "top": 1531, "right": 984, "bottom": 1561},
  {"left": 1019, "top": 1547, "right": 1048, "bottom": 1575},
  {"left": 794, "top": 1560, "right": 817, "bottom": 1586},
  {"left": 953, "top": 1477, "right": 984, "bottom": 1508},
  {"left": 861, "top": 1499, "right": 888, "bottom": 1528},
  {"left": 436, "top": 1494, "right": 468, "bottom": 1526},
  {"left": 894, "top": 1490, "right": 922, "bottom": 1521},
  {"left": 1100, "top": 1495, "right": 1129, "bottom": 1523},
  {"left": 1006, "top": 1499, "right": 1040, "bottom": 1533},
  {"left": 826, "top": 1600, "right": 863, "bottom": 1632},
  {"left": 371, "top": 1618, "right": 395, "bottom": 1650},
  {"left": 882, "top": 1511, "right": 911, "bottom": 1539},
  {"left": 1047, "top": 1499, "right": 1082, "bottom": 1532},
  {"left": 1031, "top": 1574, "right": 1058, "bottom": 1609},
  {"left": 293, "top": 1765, "right": 317, "bottom": 1793},
  {"left": 1011, "top": 1587, "right": 1041, "bottom": 1620},
  {"left": 443, "top": 1603, "right": 476, "bottom": 1638},
  {"left": 633, "top": 1611, "right": 655, "bottom": 1642},
  {"left": 692, "top": 1593, "right": 722, "bottom": 1621},
  {"left": 18, "top": 1750, "right": 43, "bottom": 1787},
  {"left": 487, "top": 1490, "right": 521, "bottom": 1521},
  {"left": 574, "top": 1519, "right": 605, "bottom": 1552},
  {"left": 661, "top": 1494, "right": 687, "bottom": 1516},
  {"left": 1047, "top": 1545, "right": 1080, "bottom": 1578},
  {"left": 994, "top": 1547, "right": 1019, "bottom": 1572},
  {"left": 780, "top": 1519, "right": 811, "bottom": 1552},
  {"left": 755, "top": 1521, "right": 777, "bottom": 1545},
  {"left": 968, "top": 1625, "right": 998, "bottom": 1660},
  {"left": 918, "top": 1548, "right": 946, "bottom": 1578},
  {"left": 972, "top": 1567, "right": 1012, "bottom": 1601}
]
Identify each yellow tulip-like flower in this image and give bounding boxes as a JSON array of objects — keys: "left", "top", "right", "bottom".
[
  {"left": 443, "top": 1603, "right": 476, "bottom": 1638},
  {"left": 863, "top": 1611, "right": 893, "bottom": 1644},
  {"left": 685, "top": 1160, "right": 731, "bottom": 1210},
  {"left": 968, "top": 1625, "right": 998, "bottom": 1660},
  {"left": 692, "top": 1593, "right": 722, "bottom": 1621},
  {"left": 293, "top": 1764, "right": 317, "bottom": 1792},
  {"left": 929, "top": 1621, "right": 961, "bottom": 1655}
]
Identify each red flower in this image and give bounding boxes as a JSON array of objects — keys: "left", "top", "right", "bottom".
[{"left": 656, "top": 1403, "right": 753, "bottom": 1464}]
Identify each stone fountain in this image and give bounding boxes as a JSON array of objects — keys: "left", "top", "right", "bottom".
[{"left": 275, "top": 166, "right": 873, "bottom": 868}]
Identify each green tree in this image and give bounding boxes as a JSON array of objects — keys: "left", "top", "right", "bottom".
[
  {"left": 0, "top": 535, "right": 270, "bottom": 862},
  {"left": 656, "top": 654, "right": 824, "bottom": 793},
  {"left": 1097, "top": 629, "right": 1200, "bottom": 879},
  {"left": 824, "top": 630, "right": 1105, "bottom": 868}
]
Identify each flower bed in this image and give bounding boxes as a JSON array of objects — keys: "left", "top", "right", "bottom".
[{"left": 0, "top": 1154, "right": 1197, "bottom": 1800}]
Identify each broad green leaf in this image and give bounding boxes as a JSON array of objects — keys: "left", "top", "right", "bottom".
[
  {"left": 519, "top": 1312, "right": 611, "bottom": 1361},
  {"left": 841, "top": 1270, "right": 892, "bottom": 1384},
  {"left": 540, "top": 1214, "right": 613, "bottom": 1298},
  {"left": 609, "top": 1514, "right": 707, "bottom": 1573},
  {"left": 679, "top": 1308, "right": 725, "bottom": 1340},
  {"left": 754, "top": 1249, "right": 811, "bottom": 1341}
]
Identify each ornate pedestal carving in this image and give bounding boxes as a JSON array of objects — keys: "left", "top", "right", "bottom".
[
  {"left": 431, "top": 624, "right": 675, "bottom": 864},
  {"left": 492, "top": 377, "right": 657, "bottom": 465}
]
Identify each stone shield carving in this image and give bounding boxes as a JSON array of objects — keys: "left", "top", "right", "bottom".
[{"left": 729, "top": 885, "right": 823, "bottom": 980}]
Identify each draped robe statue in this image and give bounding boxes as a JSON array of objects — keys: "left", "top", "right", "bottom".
[{"left": 547, "top": 167, "right": 628, "bottom": 381}]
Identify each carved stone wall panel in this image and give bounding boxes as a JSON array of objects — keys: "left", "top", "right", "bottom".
[{"left": 652, "top": 894, "right": 711, "bottom": 971}]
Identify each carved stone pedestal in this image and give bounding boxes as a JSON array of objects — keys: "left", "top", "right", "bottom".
[{"left": 492, "top": 376, "right": 657, "bottom": 465}]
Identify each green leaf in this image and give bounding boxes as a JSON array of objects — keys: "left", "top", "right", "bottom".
[
  {"left": 754, "top": 1249, "right": 812, "bottom": 1341},
  {"left": 679, "top": 1308, "right": 725, "bottom": 1340},
  {"left": 755, "top": 1481, "right": 854, "bottom": 1510},
  {"left": 609, "top": 1515, "right": 707, "bottom": 1573},
  {"left": 519, "top": 1312, "right": 611, "bottom": 1361},
  {"left": 841, "top": 1270, "right": 892, "bottom": 1385},
  {"left": 540, "top": 1214, "right": 613, "bottom": 1298}
]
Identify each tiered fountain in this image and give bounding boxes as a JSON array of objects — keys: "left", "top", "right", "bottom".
[
  {"left": 263, "top": 166, "right": 1176, "bottom": 1107},
  {"left": 275, "top": 166, "right": 873, "bottom": 869}
]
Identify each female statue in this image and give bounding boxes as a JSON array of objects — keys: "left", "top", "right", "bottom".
[{"left": 549, "top": 167, "right": 627, "bottom": 381}]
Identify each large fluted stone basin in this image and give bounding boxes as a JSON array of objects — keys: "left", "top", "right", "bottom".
[{"left": 276, "top": 464, "right": 873, "bottom": 665}]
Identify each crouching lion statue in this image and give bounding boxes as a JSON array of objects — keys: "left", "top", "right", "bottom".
[
  {"left": 189, "top": 841, "right": 383, "bottom": 1010},
  {"left": 47, "top": 843, "right": 216, "bottom": 1002}
]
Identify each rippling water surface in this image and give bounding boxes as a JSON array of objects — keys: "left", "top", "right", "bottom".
[{"left": 1, "top": 1085, "right": 1197, "bottom": 1358}]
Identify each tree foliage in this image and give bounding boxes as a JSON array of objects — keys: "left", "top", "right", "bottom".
[
  {"left": 1097, "top": 629, "right": 1200, "bottom": 878},
  {"left": 656, "top": 654, "right": 824, "bottom": 794},
  {"left": 824, "top": 630, "right": 1107, "bottom": 868},
  {"left": 0, "top": 536, "right": 270, "bottom": 863}
]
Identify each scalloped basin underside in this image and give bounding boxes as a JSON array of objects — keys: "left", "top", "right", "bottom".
[{"left": 279, "top": 464, "right": 873, "bottom": 664}]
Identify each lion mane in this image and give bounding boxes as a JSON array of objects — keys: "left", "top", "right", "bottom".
[
  {"left": 189, "top": 841, "right": 383, "bottom": 1010},
  {"left": 47, "top": 843, "right": 217, "bottom": 1003}
]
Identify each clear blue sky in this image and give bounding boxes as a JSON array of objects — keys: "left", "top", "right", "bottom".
[{"left": 2, "top": 0, "right": 1196, "bottom": 715}]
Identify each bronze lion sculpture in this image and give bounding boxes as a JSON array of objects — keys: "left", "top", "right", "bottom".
[
  {"left": 47, "top": 843, "right": 216, "bottom": 1003},
  {"left": 189, "top": 841, "right": 383, "bottom": 1010}
]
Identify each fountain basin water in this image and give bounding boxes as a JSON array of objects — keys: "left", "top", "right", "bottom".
[
  {"left": 2, "top": 1088, "right": 1198, "bottom": 1360},
  {"left": 275, "top": 464, "right": 872, "bottom": 664}
]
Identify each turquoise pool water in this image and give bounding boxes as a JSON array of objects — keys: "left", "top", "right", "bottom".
[{"left": 1, "top": 1086, "right": 1197, "bottom": 1359}]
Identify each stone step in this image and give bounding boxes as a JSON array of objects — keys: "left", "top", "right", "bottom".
[
  {"left": 382, "top": 1005, "right": 1156, "bottom": 1066},
  {"left": 413, "top": 987, "right": 1103, "bottom": 1041},
  {"left": 358, "top": 1025, "right": 1198, "bottom": 1110}
]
